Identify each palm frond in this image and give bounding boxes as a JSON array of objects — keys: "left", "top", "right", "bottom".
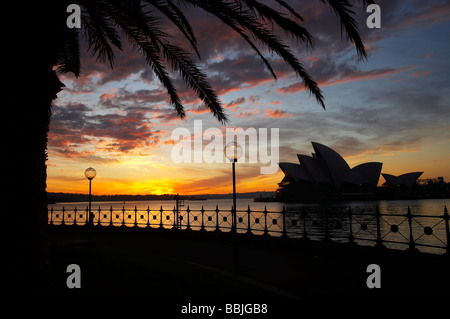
[
  {"left": 321, "top": 0, "right": 368, "bottom": 59},
  {"left": 55, "top": 28, "right": 81, "bottom": 76},
  {"left": 147, "top": 0, "right": 200, "bottom": 58},
  {"left": 138, "top": 41, "right": 186, "bottom": 118},
  {"left": 240, "top": 0, "right": 314, "bottom": 48},
  {"left": 79, "top": 1, "right": 125, "bottom": 67},
  {"left": 161, "top": 43, "right": 227, "bottom": 123},
  {"left": 55, "top": 0, "right": 371, "bottom": 118},
  {"left": 189, "top": 0, "right": 325, "bottom": 108},
  {"left": 274, "top": 0, "right": 305, "bottom": 21},
  {"left": 108, "top": 2, "right": 186, "bottom": 117}
]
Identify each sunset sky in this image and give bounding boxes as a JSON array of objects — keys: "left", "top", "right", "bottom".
[{"left": 47, "top": 0, "right": 450, "bottom": 195}]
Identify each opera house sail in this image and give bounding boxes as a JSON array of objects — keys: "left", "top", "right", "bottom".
[{"left": 276, "top": 142, "right": 423, "bottom": 202}]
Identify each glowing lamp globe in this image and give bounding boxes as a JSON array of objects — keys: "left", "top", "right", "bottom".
[
  {"left": 84, "top": 167, "right": 96, "bottom": 180},
  {"left": 224, "top": 142, "right": 242, "bottom": 162}
]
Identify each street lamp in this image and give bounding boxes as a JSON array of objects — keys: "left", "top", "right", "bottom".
[
  {"left": 85, "top": 167, "right": 96, "bottom": 234},
  {"left": 224, "top": 142, "right": 242, "bottom": 233},
  {"left": 224, "top": 142, "right": 242, "bottom": 274}
]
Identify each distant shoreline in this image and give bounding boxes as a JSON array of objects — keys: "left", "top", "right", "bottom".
[{"left": 47, "top": 191, "right": 275, "bottom": 203}]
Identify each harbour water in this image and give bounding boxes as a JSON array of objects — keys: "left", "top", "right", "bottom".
[{"left": 48, "top": 197, "right": 448, "bottom": 216}]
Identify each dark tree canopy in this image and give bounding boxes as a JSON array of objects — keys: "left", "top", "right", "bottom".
[{"left": 48, "top": 0, "right": 373, "bottom": 123}]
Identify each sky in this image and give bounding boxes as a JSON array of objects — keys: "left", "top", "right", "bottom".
[{"left": 47, "top": 0, "right": 450, "bottom": 195}]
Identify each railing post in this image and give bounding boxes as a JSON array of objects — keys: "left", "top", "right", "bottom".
[
  {"left": 122, "top": 206, "right": 126, "bottom": 227},
  {"left": 407, "top": 206, "right": 415, "bottom": 251},
  {"left": 159, "top": 205, "right": 164, "bottom": 229},
  {"left": 61, "top": 206, "right": 65, "bottom": 226},
  {"left": 281, "top": 206, "right": 288, "bottom": 238},
  {"left": 231, "top": 205, "right": 236, "bottom": 233},
  {"left": 109, "top": 206, "right": 113, "bottom": 227},
  {"left": 348, "top": 206, "right": 354, "bottom": 244},
  {"left": 186, "top": 205, "right": 191, "bottom": 231},
  {"left": 263, "top": 206, "right": 269, "bottom": 236},
  {"left": 134, "top": 205, "right": 138, "bottom": 228},
  {"left": 74, "top": 206, "right": 77, "bottom": 225},
  {"left": 147, "top": 206, "right": 151, "bottom": 228},
  {"left": 98, "top": 206, "right": 102, "bottom": 227},
  {"left": 214, "top": 205, "right": 220, "bottom": 232},
  {"left": 375, "top": 205, "right": 383, "bottom": 248},
  {"left": 175, "top": 193, "right": 179, "bottom": 228},
  {"left": 172, "top": 206, "right": 177, "bottom": 229},
  {"left": 443, "top": 206, "right": 450, "bottom": 256},
  {"left": 246, "top": 205, "right": 252, "bottom": 235},
  {"left": 49, "top": 207, "right": 53, "bottom": 226},
  {"left": 200, "top": 206, "right": 205, "bottom": 231}
]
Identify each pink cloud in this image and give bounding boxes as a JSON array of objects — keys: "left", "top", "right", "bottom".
[
  {"left": 399, "top": 3, "right": 450, "bottom": 29},
  {"left": 411, "top": 70, "right": 432, "bottom": 78},
  {"left": 226, "top": 97, "right": 246, "bottom": 109},
  {"left": 263, "top": 108, "right": 293, "bottom": 118},
  {"left": 232, "top": 109, "right": 259, "bottom": 118},
  {"left": 277, "top": 65, "right": 416, "bottom": 94},
  {"left": 187, "top": 105, "right": 210, "bottom": 114}
]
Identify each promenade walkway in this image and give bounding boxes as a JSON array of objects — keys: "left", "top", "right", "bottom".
[{"left": 47, "top": 227, "right": 450, "bottom": 300}]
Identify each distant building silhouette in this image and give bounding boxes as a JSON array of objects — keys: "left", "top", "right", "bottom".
[
  {"left": 276, "top": 142, "right": 424, "bottom": 201},
  {"left": 382, "top": 172, "right": 423, "bottom": 188}
]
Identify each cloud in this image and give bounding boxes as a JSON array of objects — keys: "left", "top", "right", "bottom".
[
  {"left": 232, "top": 109, "right": 260, "bottom": 118},
  {"left": 277, "top": 58, "right": 416, "bottom": 94},
  {"left": 390, "top": 2, "right": 450, "bottom": 30},
  {"left": 187, "top": 104, "right": 210, "bottom": 114},
  {"left": 411, "top": 70, "right": 432, "bottom": 78},
  {"left": 206, "top": 54, "right": 277, "bottom": 96},
  {"left": 226, "top": 97, "right": 246, "bottom": 109},
  {"left": 263, "top": 108, "right": 293, "bottom": 118},
  {"left": 98, "top": 87, "right": 169, "bottom": 108},
  {"left": 49, "top": 101, "right": 163, "bottom": 158}
]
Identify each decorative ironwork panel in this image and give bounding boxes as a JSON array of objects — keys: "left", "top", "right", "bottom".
[
  {"left": 123, "top": 211, "right": 135, "bottom": 227},
  {"left": 136, "top": 211, "right": 149, "bottom": 228},
  {"left": 161, "top": 210, "right": 174, "bottom": 228},
  {"left": 235, "top": 210, "right": 249, "bottom": 233},
  {"left": 217, "top": 210, "right": 233, "bottom": 231},
  {"left": 98, "top": 209, "right": 111, "bottom": 226},
  {"left": 112, "top": 212, "right": 124, "bottom": 226},
  {"left": 410, "top": 215, "right": 447, "bottom": 253},
  {"left": 149, "top": 211, "right": 161, "bottom": 228},
  {"left": 266, "top": 211, "right": 283, "bottom": 235},
  {"left": 203, "top": 210, "right": 217, "bottom": 231},
  {"left": 350, "top": 208, "right": 378, "bottom": 245}
]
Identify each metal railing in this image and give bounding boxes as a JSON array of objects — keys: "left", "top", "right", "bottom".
[{"left": 48, "top": 204, "right": 450, "bottom": 255}]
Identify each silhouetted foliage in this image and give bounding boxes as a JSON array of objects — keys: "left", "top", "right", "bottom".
[{"left": 5, "top": 0, "right": 372, "bottom": 296}]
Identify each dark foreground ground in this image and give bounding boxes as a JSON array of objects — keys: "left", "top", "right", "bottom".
[{"left": 46, "top": 226, "right": 450, "bottom": 304}]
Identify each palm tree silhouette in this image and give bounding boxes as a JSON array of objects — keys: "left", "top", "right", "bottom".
[{"left": 5, "top": 0, "right": 373, "bottom": 295}]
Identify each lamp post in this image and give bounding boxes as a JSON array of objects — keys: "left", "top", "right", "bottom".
[
  {"left": 224, "top": 142, "right": 242, "bottom": 274},
  {"left": 224, "top": 142, "right": 242, "bottom": 232},
  {"left": 85, "top": 167, "right": 96, "bottom": 238}
]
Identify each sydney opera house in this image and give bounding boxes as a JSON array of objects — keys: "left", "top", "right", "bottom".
[{"left": 275, "top": 142, "right": 423, "bottom": 201}]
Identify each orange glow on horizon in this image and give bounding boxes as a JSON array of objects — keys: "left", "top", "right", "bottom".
[
  {"left": 46, "top": 168, "right": 283, "bottom": 196},
  {"left": 46, "top": 139, "right": 450, "bottom": 196}
]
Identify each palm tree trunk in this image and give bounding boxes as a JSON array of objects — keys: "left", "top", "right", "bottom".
[{"left": 4, "top": 66, "right": 63, "bottom": 296}]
